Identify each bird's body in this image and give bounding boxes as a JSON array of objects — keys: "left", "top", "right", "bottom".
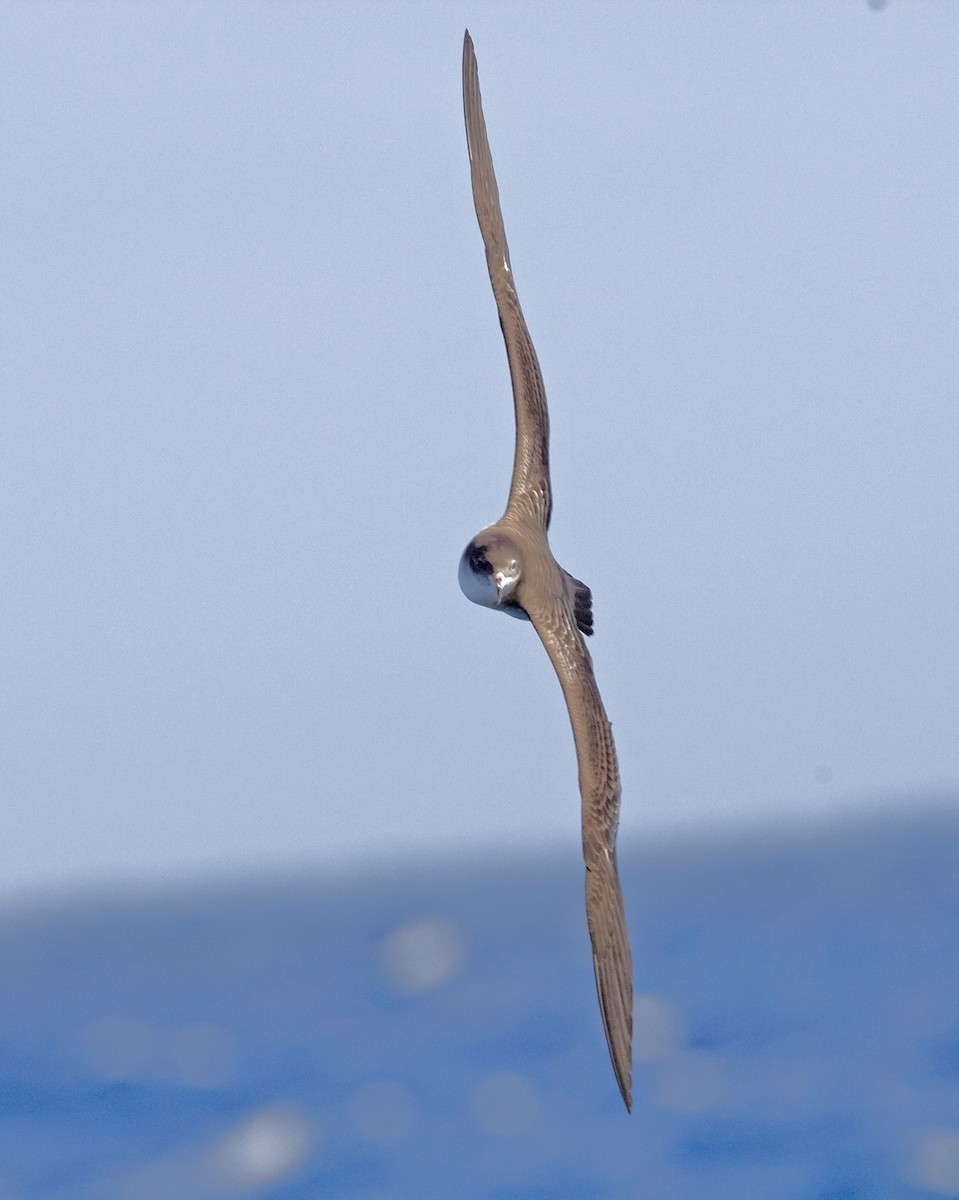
[{"left": 458, "top": 31, "right": 634, "bottom": 1111}]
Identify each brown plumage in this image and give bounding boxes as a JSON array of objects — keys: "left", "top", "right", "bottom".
[{"left": 458, "top": 30, "right": 633, "bottom": 1111}]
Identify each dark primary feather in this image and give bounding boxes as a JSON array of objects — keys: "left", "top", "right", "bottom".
[{"left": 586, "top": 849, "right": 633, "bottom": 1110}]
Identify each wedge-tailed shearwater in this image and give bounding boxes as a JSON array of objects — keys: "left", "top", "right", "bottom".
[{"left": 458, "top": 31, "right": 634, "bottom": 1111}]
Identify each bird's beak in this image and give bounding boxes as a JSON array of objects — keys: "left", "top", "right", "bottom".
[{"left": 494, "top": 570, "right": 519, "bottom": 604}]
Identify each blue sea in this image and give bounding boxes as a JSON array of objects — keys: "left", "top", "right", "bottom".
[{"left": 2, "top": 804, "right": 958, "bottom": 1199}]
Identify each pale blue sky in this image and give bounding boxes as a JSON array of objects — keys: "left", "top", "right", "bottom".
[{"left": 2, "top": 2, "right": 957, "bottom": 899}]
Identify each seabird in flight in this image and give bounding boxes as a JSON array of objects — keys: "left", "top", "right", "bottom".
[{"left": 458, "top": 31, "right": 634, "bottom": 1111}]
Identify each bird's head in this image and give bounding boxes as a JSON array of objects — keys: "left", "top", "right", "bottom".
[{"left": 458, "top": 530, "right": 528, "bottom": 620}]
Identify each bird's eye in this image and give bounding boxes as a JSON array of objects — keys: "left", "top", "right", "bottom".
[{"left": 468, "top": 544, "right": 489, "bottom": 573}]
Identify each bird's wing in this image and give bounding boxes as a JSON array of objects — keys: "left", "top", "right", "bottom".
[
  {"left": 525, "top": 591, "right": 633, "bottom": 1110},
  {"left": 462, "top": 31, "right": 552, "bottom": 530}
]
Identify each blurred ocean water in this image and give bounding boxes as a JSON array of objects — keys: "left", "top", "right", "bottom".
[{"left": 2, "top": 804, "right": 958, "bottom": 1199}]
